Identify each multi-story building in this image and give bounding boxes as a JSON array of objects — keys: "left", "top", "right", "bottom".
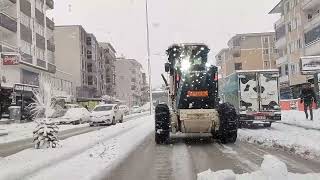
[
  {"left": 216, "top": 32, "right": 278, "bottom": 78},
  {"left": 0, "top": 0, "right": 56, "bottom": 87},
  {"left": 54, "top": 25, "right": 95, "bottom": 99},
  {"left": 115, "top": 58, "right": 145, "bottom": 107},
  {"left": 54, "top": 25, "right": 117, "bottom": 100},
  {"left": 269, "top": 0, "right": 320, "bottom": 99},
  {"left": 99, "top": 42, "right": 116, "bottom": 97}
]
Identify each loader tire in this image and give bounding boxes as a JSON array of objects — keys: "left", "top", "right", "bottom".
[
  {"left": 155, "top": 104, "right": 170, "bottom": 144},
  {"left": 217, "top": 103, "right": 239, "bottom": 144}
]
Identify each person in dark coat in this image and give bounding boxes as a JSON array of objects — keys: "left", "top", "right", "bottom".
[{"left": 300, "top": 83, "right": 317, "bottom": 120}]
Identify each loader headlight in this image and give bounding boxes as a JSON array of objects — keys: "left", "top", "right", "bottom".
[{"left": 181, "top": 59, "right": 191, "bottom": 72}]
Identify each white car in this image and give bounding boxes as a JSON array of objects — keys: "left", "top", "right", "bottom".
[
  {"left": 89, "top": 104, "right": 124, "bottom": 126},
  {"left": 131, "top": 106, "right": 142, "bottom": 114},
  {"left": 59, "top": 107, "right": 90, "bottom": 125},
  {"left": 119, "top": 105, "right": 130, "bottom": 115}
]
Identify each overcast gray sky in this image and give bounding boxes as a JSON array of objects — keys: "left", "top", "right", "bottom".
[{"left": 50, "top": 0, "right": 280, "bottom": 88}]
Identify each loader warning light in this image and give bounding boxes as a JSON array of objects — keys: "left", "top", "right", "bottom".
[{"left": 187, "top": 90, "right": 208, "bottom": 97}]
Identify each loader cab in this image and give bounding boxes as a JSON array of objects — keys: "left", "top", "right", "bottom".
[{"left": 166, "top": 44, "right": 219, "bottom": 109}]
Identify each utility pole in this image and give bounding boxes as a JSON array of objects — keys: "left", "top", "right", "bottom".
[{"left": 145, "top": 0, "right": 153, "bottom": 115}]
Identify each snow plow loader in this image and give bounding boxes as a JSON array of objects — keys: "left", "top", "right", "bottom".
[{"left": 155, "top": 43, "right": 239, "bottom": 144}]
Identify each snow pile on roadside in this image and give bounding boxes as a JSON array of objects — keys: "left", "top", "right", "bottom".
[
  {"left": 0, "top": 116, "right": 152, "bottom": 180},
  {"left": 281, "top": 110, "right": 320, "bottom": 130},
  {"left": 0, "top": 122, "right": 88, "bottom": 144},
  {"left": 25, "top": 118, "right": 153, "bottom": 180},
  {"left": 197, "top": 155, "right": 320, "bottom": 180},
  {"left": 238, "top": 123, "right": 320, "bottom": 160}
]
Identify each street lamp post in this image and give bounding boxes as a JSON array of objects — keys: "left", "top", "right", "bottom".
[{"left": 145, "top": 0, "right": 153, "bottom": 115}]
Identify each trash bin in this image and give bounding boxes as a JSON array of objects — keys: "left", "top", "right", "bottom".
[{"left": 8, "top": 106, "right": 21, "bottom": 122}]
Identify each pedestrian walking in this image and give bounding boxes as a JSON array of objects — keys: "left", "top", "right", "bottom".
[{"left": 300, "top": 83, "right": 317, "bottom": 120}]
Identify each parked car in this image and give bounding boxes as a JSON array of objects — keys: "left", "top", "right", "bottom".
[
  {"left": 131, "top": 106, "right": 142, "bottom": 114},
  {"left": 59, "top": 107, "right": 91, "bottom": 125},
  {"left": 89, "top": 104, "right": 124, "bottom": 126},
  {"left": 119, "top": 105, "right": 130, "bottom": 115}
]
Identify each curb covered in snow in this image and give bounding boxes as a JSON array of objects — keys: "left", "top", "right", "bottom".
[{"left": 197, "top": 155, "right": 320, "bottom": 180}]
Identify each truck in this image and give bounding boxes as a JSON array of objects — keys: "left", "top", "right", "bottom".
[
  {"left": 155, "top": 43, "right": 238, "bottom": 144},
  {"left": 222, "top": 70, "right": 281, "bottom": 127}
]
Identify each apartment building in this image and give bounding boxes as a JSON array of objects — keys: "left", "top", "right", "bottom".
[
  {"left": 99, "top": 42, "right": 116, "bottom": 97},
  {"left": 54, "top": 25, "right": 117, "bottom": 100},
  {"left": 216, "top": 32, "right": 278, "bottom": 78},
  {"left": 54, "top": 25, "right": 94, "bottom": 99},
  {"left": 270, "top": 0, "right": 320, "bottom": 99},
  {"left": 115, "top": 58, "right": 145, "bottom": 107},
  {"left": 0, "top": 0, "right": 56, "bottom": 87}
]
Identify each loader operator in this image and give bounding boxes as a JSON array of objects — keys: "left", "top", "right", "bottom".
[{"left": 300, "top": 83, "right": 317, "bottom": 120}]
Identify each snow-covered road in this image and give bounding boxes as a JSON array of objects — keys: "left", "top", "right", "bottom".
[{"left": 107, "top": 134, "right": 320, "bottom": 180}]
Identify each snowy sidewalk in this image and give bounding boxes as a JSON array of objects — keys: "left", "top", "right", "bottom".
[
  {"left": 238, "top": 123, "right": 320, "bottom": 160},
  {"left": 278, "top": 110, "right": 320, "bottom": 130},
  {"left": 0, "top": 115, "right": 152, "bottom": 180},
  {"left": 0, "top": 122, "right": 89, "bottom": 144},
  {"left": 198, "top": 155, "right": 320, "bottom": 180}
]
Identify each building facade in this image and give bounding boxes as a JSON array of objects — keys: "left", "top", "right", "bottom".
[
  {"left": 270, "top": 0, "right": 320, "bottom": 99},
  {"left": 54, "top": 25, "right": 117, "bottom": 100},
  {"left": 115, "top": 58, "right": 145, "bottom": 107},
  {"left": 0, "top": 0, "right": 56, "bottom": 87},
  {"left": 99, "top": 42, "right": 116, "bottom": 97},
  {"left": 216, "top": 32, "right": 278, "bottom": 78}
]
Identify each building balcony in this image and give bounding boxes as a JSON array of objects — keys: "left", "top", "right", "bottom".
[
  {"left": 279, "top": 75, "right": 289, "bottom": 83},
  {"left": 275, "top": 36, "right": 286, "bottom": 49},
  {"left": 305, "top": 39, "right": 320, "bottom": 56},
  {"left": 46, "top": 0, "right": 54, "bottom": 9},
  {"left": 47, "top": 40, "right": 55, "bottom": 52},
  {"left": 276, "top": 55, "right": 288, "bottom": 65},
  {"left": 302, "top": 0, "right": 320, "bottom": 11},
  {"left": 0, "top": 12, "right": 17, "bottom": 33},
  {"left": 304, "top": 13, "right": 320, "bottom": 33}
]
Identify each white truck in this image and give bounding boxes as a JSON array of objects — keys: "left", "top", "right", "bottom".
[{"left": 222, "top": 70, "right": 281, "bottom": 127}]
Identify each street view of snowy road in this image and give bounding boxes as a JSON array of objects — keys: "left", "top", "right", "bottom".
[{"left": 1, "top": 111, "right": 320, "bottom": 180}]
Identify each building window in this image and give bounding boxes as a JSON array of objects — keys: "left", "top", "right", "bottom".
[
  {"left": 87, "top": 50, "right": 92, "bottom": 59},
  {"left": 20, "top": 40, "right": 32, "bottom": 55},
  {"left": 263, "top": 37, "right": 269, "bottom": 44},
  {"left": 86, "top": 37, "right": 92, "bottom": 46},
  {"left": 87, "top": 63, "right": 93, "bottom": 72},
  {"left": 264, "top": 61, "right": 269, "bottom": 67},
  {"left": 234, "top": 63, "right": 242, "bottom": 70},
  {"left": 287, "top": 22, "right": 292, "bottom": 32},
  {"left": 297, "top": 39, "right": 302, "bottom": 49},
  {"left": 131, "top": 85, "right": 136, "bottom": 90},
  {"left": 20, "top": 13, "right": 30, "bottom": 28},
  {"left": 36, "top": 22, "right": 44, "bottom": 36},
  {"left": 285, "top": 64, "right": 289, "bottom": 75},
  {"left": 263, "top": 49, "right": 269, "bottom": 55},
  {"left": 35, "top": 48, "right": 44, "bottom": 60},
  {"left": 88, "top": 76, "right": 93, "bottom": 85}
]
